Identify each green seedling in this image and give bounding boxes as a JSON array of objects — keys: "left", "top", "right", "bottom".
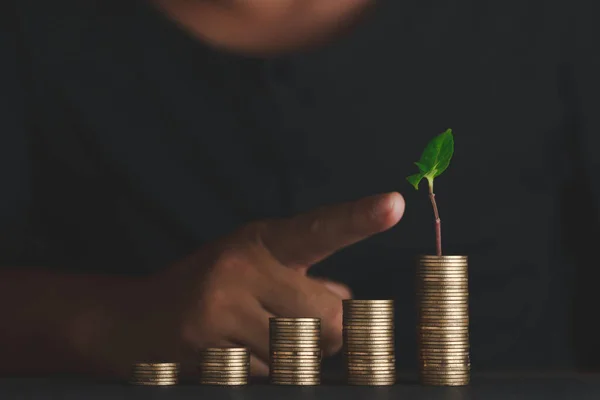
[{"left": 406, "top": 129, "right": 455, "bottom": 256}]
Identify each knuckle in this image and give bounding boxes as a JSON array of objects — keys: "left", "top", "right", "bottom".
[{"left": 213, "top": 246, "right": 254, "bottom": 277}]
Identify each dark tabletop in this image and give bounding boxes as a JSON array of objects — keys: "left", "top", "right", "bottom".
[{"left": 1, "top": 373, "right": 598, "bottom": 400}]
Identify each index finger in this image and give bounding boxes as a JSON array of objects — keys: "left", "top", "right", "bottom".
[{"left": 258, "top": 192, "right": 405, "bottom": 269}]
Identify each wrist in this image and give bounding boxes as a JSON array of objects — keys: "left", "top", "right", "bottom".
[{"left": 66, "top": 275, "right": 152, "bottom": 378}]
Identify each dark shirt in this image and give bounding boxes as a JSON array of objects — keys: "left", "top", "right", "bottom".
[{"left": 2, "top": 0, "right": 599, "bottom": 370}]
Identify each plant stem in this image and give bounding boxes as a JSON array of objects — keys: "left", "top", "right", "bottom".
[{"left": 428, "top": 189, "right": 442, "bottom": 257}]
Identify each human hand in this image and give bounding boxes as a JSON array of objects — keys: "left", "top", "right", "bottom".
[
  {"left": 104, "top": 192, "right": 404, "bottom": 377},
  {"left": 153, "top": 0, "right": 376, "bottom": 55}
]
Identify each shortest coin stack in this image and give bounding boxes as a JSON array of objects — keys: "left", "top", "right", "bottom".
[
  {"left": 198, "top": 347, "right": 250, "bottom": 386},
  {"left": 129, "top": 363, "right": 179, "bottom": 386},
  {"left": 270, "top": 317, "right": 322, "bottom": 385},
  {"left": 343, "top": 300, "right": 396, "bottom": 386}
]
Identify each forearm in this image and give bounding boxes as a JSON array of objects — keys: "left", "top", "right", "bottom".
[{"left": 0, "top": 269, "right": 144, "bottom": 377}]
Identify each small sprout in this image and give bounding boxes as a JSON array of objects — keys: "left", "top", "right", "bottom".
[{"left": 406, "top": 129, "right": 454, "bottom": 256}]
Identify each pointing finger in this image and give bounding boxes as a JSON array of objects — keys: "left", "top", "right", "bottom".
[{"left": 259, "top": 192, "right": 405, "bottom": 268}]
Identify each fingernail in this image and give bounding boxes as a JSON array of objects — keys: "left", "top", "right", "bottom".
[{"left": 325, "top": 282, "right": 352, "bottom": 299}]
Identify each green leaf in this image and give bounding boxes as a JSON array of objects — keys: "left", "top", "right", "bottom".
[
  {"left": 406, "top": 129, "right": 454, "bottom": 190},
  {"left": 406, "top": 172, "right": 425, "bottom": 190}
]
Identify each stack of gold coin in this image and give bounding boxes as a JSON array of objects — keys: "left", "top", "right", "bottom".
[
  {"left": 269, "top": 317, "right": 321, "bottom": 385},
  {"left": 417, "top": 255, "right": 470, "bottom": 386},
  {"left": 342, "top": 300, "right": 396, "bottom": 386},
  {"left": 129, "top": 363, "right": 179, "bottom": 386},
  {"left": 198, "top": 347, "right": 250, "bottom": 385}
]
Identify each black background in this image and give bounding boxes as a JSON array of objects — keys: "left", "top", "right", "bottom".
[{"left": 2, "top": 0, "right": 600, "bottom": 372}]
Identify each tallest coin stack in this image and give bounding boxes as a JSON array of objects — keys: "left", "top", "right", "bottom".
[{"left": 417, "top": 255, "right": 470, "bottom": 386}]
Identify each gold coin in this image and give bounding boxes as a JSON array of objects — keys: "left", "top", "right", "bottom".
[
  {"left": 419, "top": 342, "right": 470, "bottom": 348},
  {"left": 420, "top": 363, "right": 470, "bottom": 369},
  {"left": 199, "top": 354, "right": 249, "bottom": 360},
  {"left": 344, "top": 334, "right": 395, "bottom": 340},
  {"left": 419, "top": 351, "right": 470, "bottom": 357},
  {"left": 347, "top": 378, "right": 396, "bottom": 385},
  {"left": 347, "top": 366, "right": 396, "bottom": 373},
  {"left": 270, "top": 336, "right": 320, "bottom": 341},
  {"left": 199, "top": 379, "right": 248, "bottom": 386},
  {"left": 418, "top": 270, "right": 467, "bottom": 274},
  {"left": 270, "top": 330, "right": 321, "bottom": 335},
  {"left": 419, "top": 276, "right": 468, "bottom": 281},
  {"left": 271, "top": 354, "right": 321, "bottom": 360},
  {"left": 271, "top": 350, "right": 321, "bottom": 355},
  {"left": 418, "top": 322, "right": 469, "bottom": 327},
  {"left": 418, "top": 300, "right": 469, "bottom": 306},
  {"left": 417, "top": 287, "right": 468, "bottom": 293},
  {"left": 199, "top": 347, "right": 248, "bottom": 353},
  {"left": 130, "top": 367, "right": 179, "bottom": 372},
  {"left": 199, "top": 360, "right": 249, "bottom": 366},
  {"left": 419, "top": 351, "right": 470, "bottom": 356},
  {"left": 420, "top": 364, "right": 470, "bottom": 371},
  {"left": 418, "top": 282, "right": 468, "bottom": 287},
  {"left": 419, "top": 325, "right": 469, "bottom": 331},
  {"left": 419, "top": 330, "right": 469, "bottom": 337},
  {"left": 270, "top": 340, "right": 320, "bottom": 345},
  {"left": 343, "top": 299, "right": 394, "bottom": 305},
  {"left": 420, "top": 359, "right": 470, "bottom": 365},
  {"left": 417, "top": 274, "right": 468, "bottom": 279},
  {"left": 342, "top": 320, "right": 395, "bottom": 326},
  {"left": 419, "top": 298, "right": 469, "bottom": 303},
  {"left": 343, "top": 326, "right": 395, "bottom": 331},
  {"left": 421, "top": 381, "right": 469, "bottom": 387},
  {"left": 344, "top": 308, "right": 394, "bottom": 313},
  {"left": 129, "top": 378, "right": 179, "bottom": 383},
  {"left": 270, "top": 317, "right": 320, "bottom": 324},
  {"left": 270, "top": 363, "right": 322, "bottom": 370},
  {"left": 270, "top": 359, "right": 321, "bottom": 364},
  {"left": 344, "top": 344, "right": 395, "bottom": 349},
  {"left": 418, "top": 318, "right": 469, "bottom": 323},
  {"left": 270, "top": 373, "right": 321, "bottom": 379},
  {"left": 419, "top": 292, "right": 469, "bottom": 297},
  {"left": 345, "top": 350, "right": 395, "bottom": 355},
  {"left": 418, "top": 340, "right": 469, "bottom": 346},
  {"left": 417, "top": 294, "right": 469, "bottom": 300},
  {"left": 421, "top": 377, "right": 470, "bottom": 383},
  {"left": 270, "top": 325, "right": 321, "bottom": 329},
  {"left": 347, "top": 361, "right": 396, "bottom": 367},
  {"left": 270, "top": 327, "right": 321, "bottom": 331},
  {"left": 344, "top": 305, "right": 394, "bottom": 310},
  {"left": 132, "top": 362, "right": 178, "bottom": 368},
  {"left": 270, "top": 380, "right": 320, "bottom": 386},
  {"left": 418, "top": 309, "right": 469, "bottom": 315},
  {"left": 200, "top": 373, "right": 249, "bottom": 379},
  {"left": 200, "top": 370, "right": 249, "bottom": 376},
  {"left": 270, "top": 375, "right": 321, "bottom": 380},
  {"left": 347, "top": 369, "right": 396, "bottom": 374},
  {"left": 418, "top": 264, "right": 467, "bottom": 269},
  {"left": 420, "top": 369, "right": 470, "bottom": 376},
  {"left": 344, "top": 354, "right": 396, "bottom": 359},
  {"left": 131, "top": 371, "right": 179, "bottom": 376},
  {"left": 269, "top": 345, "right": 320, "bottom": 351},
  {"left": 344, "top": 330, "right": 395, "bottom": 335}
]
